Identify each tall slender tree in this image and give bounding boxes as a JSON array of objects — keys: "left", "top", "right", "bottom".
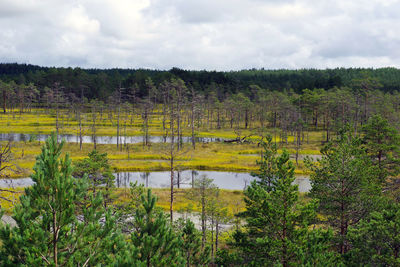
[
  {"left": 122, "top": 189, "right": 184, "bottom": 266},
  {"left": 362, "top": 114, "right": 400, "bottom": 184},
  {"left": 306, "top": 128, "right": 382, "bottom": 254},
  {"left": 234, "top": 143, "right": 335, "bottom": 266}
]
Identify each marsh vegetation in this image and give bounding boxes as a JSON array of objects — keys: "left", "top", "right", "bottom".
[{"left": 0, "top": 66, "right": 399, "bottom": 265}]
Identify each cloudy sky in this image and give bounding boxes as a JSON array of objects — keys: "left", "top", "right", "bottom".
[{"left": 0, "top": 0, "right": 400, "bottom": 70}]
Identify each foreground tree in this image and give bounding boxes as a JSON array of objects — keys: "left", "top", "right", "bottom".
[
  {"left": 73, "top": 150, "right": 115, "bottom": 208},
  {"left": 177, "top": 218, "right": 211, "bottom": 267},
  {"left": 186, "top": 175, "right": 218, "bottom": 249},
  {"left": 233, "top": 141, "right": 337, "bottom": 266},
  {"left": 121, "top": 189, "right": 185, "bottom": 266},
  {"left": 0, "top": 133, "right": 125, "bottom": 266},
  {"left": 306, "top": 128, "right": 382, "bottom": 255},
  {"left": 347, "top": 201, "right": 400, "bottom": 266},
  {"left": 250, "top": 135, "right": 278, "bottom": 190}
]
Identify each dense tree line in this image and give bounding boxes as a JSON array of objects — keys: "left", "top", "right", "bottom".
[{"left": 2, "top": 63, "right": 400, "bottom": 100}]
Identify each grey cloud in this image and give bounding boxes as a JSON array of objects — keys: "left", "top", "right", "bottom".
[{"left": 0, "top": 0, "right": 399, "bottom": 70}]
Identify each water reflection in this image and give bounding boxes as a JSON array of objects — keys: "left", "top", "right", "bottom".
[
  {"left": 0, "top": 133, "right": 224, "bottom": 144},
  {"left": 0, "top": 171, "right": 310, "bottom": 192}
]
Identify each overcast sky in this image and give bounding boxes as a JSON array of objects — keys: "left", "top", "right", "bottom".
[{"left": 0, "top": 0, "right": 400, "bottom": 70}]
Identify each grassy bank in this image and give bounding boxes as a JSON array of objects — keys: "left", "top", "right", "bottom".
[
  {"left": 6, "top": 140, "right": 317, "bottom": 178},
  {"left": 0, "top": 186, "right": 245, "bottom": 217},
  {"left": 0, "top": 109, "right": 328, "bottom": 178}
]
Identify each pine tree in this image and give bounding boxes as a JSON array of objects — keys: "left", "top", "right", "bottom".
[
  {"left": 234, "top": 144, "right": 335, "bottom": 266},
  {"left": 0, "top": 133, "right": 125, "bottom": 266},
  {"left": 298, "top": 229, "right": 340, "bottom": 266},
  {"left": 73, "top": 150, "right": 115, "bottom": 207},
  {"left": 178, "top": 218, "right": 210, "bottom": 267},
  {"left": 186, "top": 175, "right": 218, "bottom": 249},
  {"left": 306, "top": 128, "right": 382, "bottom": 254},
  {"left": 250, "top": 135, "right": 278, "bottom": 191},
  {"left": 347, "top": 201, "right": 400, "bottom": 266},
  {"left": 362, "top": 114, "right": 400, "bottom": 183},
  {"left": 116, "top": 181, "right": 146, "bottom": 233},
  {"left": 122, "top": 189, "right": 185, "bottom": 266}
]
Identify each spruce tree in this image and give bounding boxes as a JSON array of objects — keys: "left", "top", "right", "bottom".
[{"left": 0, "top": 133, "right": 125, "bottom": 266}]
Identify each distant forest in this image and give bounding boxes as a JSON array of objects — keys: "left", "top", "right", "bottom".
[{"left": 2, "top": 63, "right": 400, "bottom": 100}]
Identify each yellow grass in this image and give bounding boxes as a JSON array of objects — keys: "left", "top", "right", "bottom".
[
  {"left": 0, "top": 109, "right": 327, "bottom": 178},
  {"left": 114, "top": 187, "right": 245, "bottom": 217}
]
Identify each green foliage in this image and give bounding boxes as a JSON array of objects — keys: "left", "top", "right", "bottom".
[
  {"left": 215, "top": 247, "right": 243, "bottom": 267},
  {"left": 121, "top": 189, "right": 185, "bottom": 266},
  {"left": 0, "top": 133, "right": 125, "bottom": 266},
  {"left": 186, "top": 175, "right": 218, "bottom": 250},
  {"left": 177, "top": 218, "right": 211, "bottom": 266},
  {"left": 73, "top": 149, "right": 114, "bottom": 186},
  {"left": 116, "top": 181, "right": 146, "bottom": 233},
  {"left": 298, "top": 229, "right": 342, "bottom": 267},
  {"left": 362, "top": 114, "right": 400, "bottom": 183},
  {"left": 250, "top": 135, "right": 278, "bottom": 190},
  {"left": 28, "top": 134, "right": 37, "bottom": 142},
  {"left": 347, "top": 201, "right": 400, "bottom": 266},
  {"left": 306, "top": 128, "right": 382, "bottom": 254},
  {"left": 73, "top": 150, "right": 115, "bottom": 206},
  {"left": 4, "top": 63, "right": 400, "bottom": 98},
  {"left": 234, "top": 141, "right": 337, "bottom": 266}
]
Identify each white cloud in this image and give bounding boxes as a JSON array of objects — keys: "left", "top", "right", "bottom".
[{"left": 0, "top": 0, "right": 399, "bottom": 70}]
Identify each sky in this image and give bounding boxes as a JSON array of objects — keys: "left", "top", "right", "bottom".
[{"left": 0, "top": 0, "right": 400, "bottom": 71}]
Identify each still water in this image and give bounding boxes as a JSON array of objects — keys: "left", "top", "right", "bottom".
[
  {"left": 0, "top": 171, "right": 311, "bottom": 192},
  {"left": 0, "top": 133, "right": 223, "bottom": 144}
]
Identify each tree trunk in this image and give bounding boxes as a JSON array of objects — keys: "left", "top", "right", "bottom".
[
  {"left": 92, "top": 111, "right": 97, "bottom": 150},
  {"left": 79, "top": 108, "right": 83, "bottom": 151},
  {"left": 2, "top": 90, "right": 6, "bottom": 113},
  {"left": 53, "top": 209, "right": 58, "bottom": 267},
  {"left": 170, "top": 101, "right": 175, "bottom": 222},
  {"left": 217, "top": 108, "right": 220, "bottom": 129},
  {"left": 191, "top": 101, "right": 195, "bottom": 149},
  {"left": 245, "top": 109, "right": 248, "bottom": 129},
  {"left": 117, "top": 105, "right": 120, "bottom": 150},
  {"left": 211, "top": 214, "right": 214, "bottom": 259},
  {"left": 216, "top": 219, "right": 219, "bottom": 254},
  {"left": 201, "top": 191, "right": 206, "bottom": 249}
]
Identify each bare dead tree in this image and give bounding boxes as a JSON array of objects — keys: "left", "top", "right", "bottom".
[
  {"left": 52, "top": 82, "right": 65, "bottom": 143},
  {"left": 90, "top": 99, "right": 99, "bottom": 150},
  {"left": 190, "top": 87, "right": 198, "bottom": 149},
  {"left": 0, "top": 141, "right": 22, "bottom": 204}
]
